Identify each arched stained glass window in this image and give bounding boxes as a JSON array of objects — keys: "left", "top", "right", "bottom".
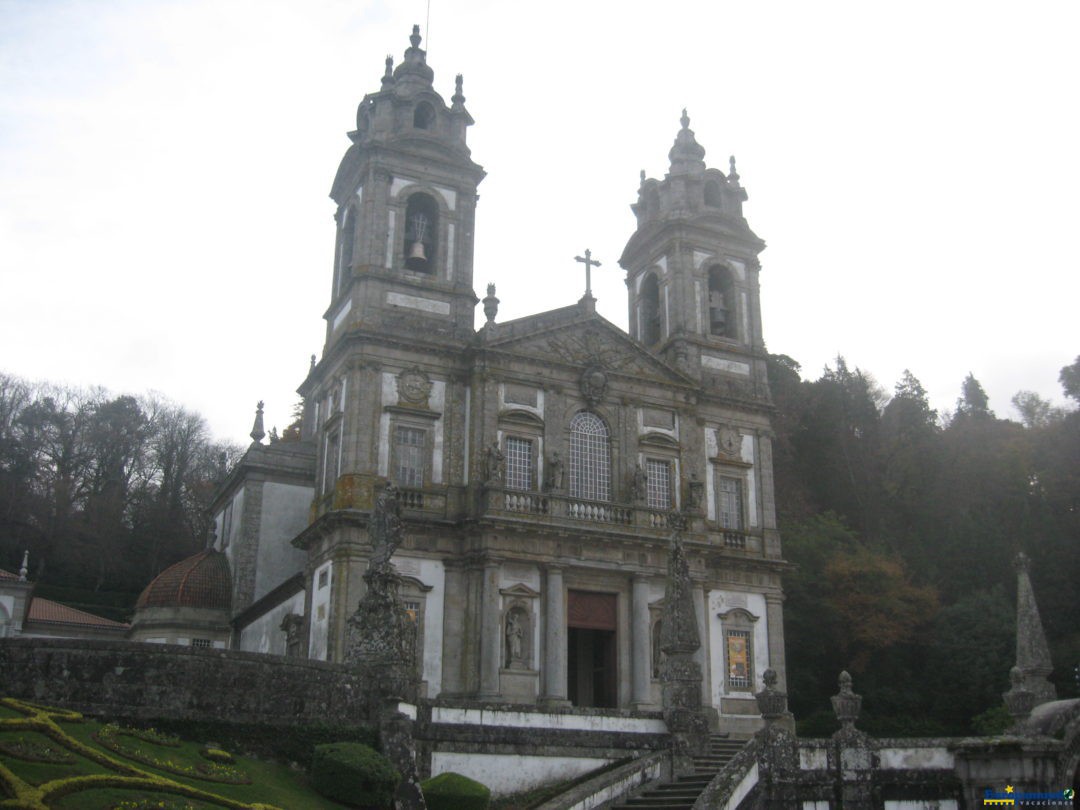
[{"left": 569, "top": 412, "right": 611, "bottom": 501}]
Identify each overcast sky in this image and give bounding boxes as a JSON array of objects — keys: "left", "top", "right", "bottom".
[{"left": 2, "top": 0, "right": 1077, "bottom": 442}]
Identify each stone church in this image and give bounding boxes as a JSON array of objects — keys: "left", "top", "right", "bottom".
[{"left": 140, "top": 26, "right": 788, "bottom": 734}]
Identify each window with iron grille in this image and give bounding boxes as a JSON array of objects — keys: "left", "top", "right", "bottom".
[
  {"left": 505, "top": 437, "right": 533, "bottom": 491},
  {"left": 394, "top": 426, "right": 425, "bottom": 487},
  {"left": 646, "top": 458, "right": 671, "bottom": 510},
  {"left": 191, "top": 638, "right": 211, "bottom": 649},
  {"left": 725, "top": 629, "right": 752, "bottom": 690},
  {"left": 569, "top": 412, "right": 610, "bottom": 501},
  {"left": 718, "top": 475, "right": 744, "bottom": 530}
]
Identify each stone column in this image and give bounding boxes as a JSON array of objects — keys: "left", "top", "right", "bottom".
[
  {"left": 440, "top": 562, "right": 466, "bottom": 696},
  {"left": 540, "top": 565, "right": 570, "bottom": 707},
  {"left": 478, "top": 561, "right": 502, "bottom": 698},
  {"left": 694, "top": 583, "right": 711, "bottom": 708},
  {"left": 631, "top": 574, "right": 652, "bottom": 709},
  {"left": 764, "top": 591, "right": 788, "bottom": 691}
]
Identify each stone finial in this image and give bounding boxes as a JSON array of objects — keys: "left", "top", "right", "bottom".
[
  {"left": 831, "top": 670, "right": 862, "bottom": 730},
  {"left": 382, "top": 54, "right": 394, "bottom": 88},
  {"left": 729, "top": 155, "right": 741, "bottom": 184},
  {"left": 668, "top": 108, "right": 706, "bottom": 175},
  {"left": 250, "top": 401, "right": 266, "bottom": 445},
  {"left": 410, "top": 23, "right": 421, "bottom": 49},
  {"left": 755, "top": 668, "right": 789, "bottom": 723},
  {"left": 452, "top": 73, "right": 465, "bottom": 108},
  {"left": 639, "top": 169, "right": 646, "bottom": 187},
  {"left": 18, "top": 550, "right": 29, "bottom": 582},
  {"left": 309, "top": 354, "right": 317, "bottom": 374},
  {"left": 482, "top": 283, "right": 499, "bottom": 325},
  {"left": 1013, "top": 551, "right": 1056, "bottom": 704}
]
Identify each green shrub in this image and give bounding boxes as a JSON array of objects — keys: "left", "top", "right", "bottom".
[
  {"left": 310, "top": 742, "right": 399, "bottom": 808},
  {"left": 149, "top": 719, "right": 377, "bottom": 767},
  {"left": 422, "top": 771, "right": 491, "bottom": 810}
]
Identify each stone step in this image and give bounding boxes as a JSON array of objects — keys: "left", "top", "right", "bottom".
[{"left": 609, "top": 737, "right": 750, "bottom": 810}]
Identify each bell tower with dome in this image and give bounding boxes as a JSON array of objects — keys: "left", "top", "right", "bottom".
[
  {"left": 323, "top": 24, "right": 485, "bottom": 354},
  {"left": 620, "top": 112, "right": 771, "bottom": 406}
]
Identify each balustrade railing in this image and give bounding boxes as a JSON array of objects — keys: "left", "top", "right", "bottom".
[
  {"left": 481, "top": 487, "right": 759, "bottom": 552},
  {"left": 399, "top": 488, "right": 425, "bottom": 509}
]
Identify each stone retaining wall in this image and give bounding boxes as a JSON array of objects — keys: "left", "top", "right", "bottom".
[{"left": 0, "top": 637, "right": 368, "bottom": 726}]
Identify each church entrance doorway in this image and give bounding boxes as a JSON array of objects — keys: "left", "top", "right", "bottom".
[{"left": 566, "top": 590, "right": 617, "bottom": 708}]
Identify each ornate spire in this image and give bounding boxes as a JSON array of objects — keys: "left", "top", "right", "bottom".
[
  {"left": 393, "top": 24, "right": 434, "bottom": 87},
  {"left": 667, "top": 108, "right": 706, "bottom": 175},
  {"left": 1013, "top": 552, "right": 1057, "bottom": 703},
  {"left": 249, "top": 401, "right": 266, "bottom": 445}
]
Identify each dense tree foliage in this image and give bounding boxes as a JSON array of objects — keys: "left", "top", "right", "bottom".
[
  {"left": 0, "top": 372, "right": 241, "bottom": 615},
  {"left": 770, "top": 355, "right": 1080, "bottom": 734}
]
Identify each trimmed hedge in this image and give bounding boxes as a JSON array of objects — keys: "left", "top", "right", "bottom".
[
  {"left": 422, "top": 771, "right": 491, "bottom": 810},
  {"left": 149, "top": 719, "right": 377, "bottom": 767},
  {"left": 310, "top": 742, "right": 399, "bottom": 808}
]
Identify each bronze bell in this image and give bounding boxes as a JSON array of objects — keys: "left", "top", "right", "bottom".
[{"left": 408, "top": 240, "right": 428, "bottom": 262}]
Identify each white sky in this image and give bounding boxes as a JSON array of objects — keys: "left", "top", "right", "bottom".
[{"left": 1, "top": 0, "right": 1077, "bottom": 442}]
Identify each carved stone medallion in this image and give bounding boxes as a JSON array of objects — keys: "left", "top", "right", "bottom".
[
  {"left": 718, "top": 424, "right": 741, "bottom": 457},
  {"left": 396, "top": 367, "right": 432, "bottom": 407},
  {"left": 579, "top": 365, "right": 608, "bottom": 406}
]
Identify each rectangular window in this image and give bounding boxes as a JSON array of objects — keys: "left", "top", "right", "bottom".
[
  {"left": 318, "top": 569, "right": 329, "bottom": 589},
  {"left": 394, "top": 426, "right": 426, "bottom": 487},
  {"left": 718, "top": 476, "right": 744, "bottom": 530},
  {"left": 725, "top": 629, "right": 752, "bottom": 690},
  {"left": 323, "top": 431, "right": 341, "bottom": 495},
  {"left": 221, "top": 502, "right": 233, "bottom": 548},
  {"left": 504, "top": 437, "right": 533, "bottom": 491},
  {"left": 403, "top": 600, "right": 421, "bottom": 624},
  {"left": 191, "top": 638, "right": 211, "bottom": 649},
  {"left": 646, "top": 458, "right": 671, "bottom": 509}
]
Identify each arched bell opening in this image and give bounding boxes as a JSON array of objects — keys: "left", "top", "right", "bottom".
[
  {"left": 707, "top": 264, "right": 735, "bottom": 338},
  {"left": 640, "top": 272, "right": 661, "bottom": 347},
  {"left": 403, "top": 192, "right": 439, "bottom": 274}
]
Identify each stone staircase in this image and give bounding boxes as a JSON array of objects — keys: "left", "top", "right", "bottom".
[{"left": 610, "top": 736, "right": 748, "bottom": 810}]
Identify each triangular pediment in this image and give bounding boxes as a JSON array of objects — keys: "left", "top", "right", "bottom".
[{"left": 484, "top": 312, "right": 696, "bottom": 389}]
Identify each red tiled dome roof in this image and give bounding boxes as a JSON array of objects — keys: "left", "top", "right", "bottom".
[{"left": 136, "top": 550, "right": 232, "bottom": 611}]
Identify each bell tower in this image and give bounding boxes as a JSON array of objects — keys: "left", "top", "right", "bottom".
[
  {"left": 619, "top": 112, "right": 769, "bottom": 399},
  {"left": 325, "top": 25, "right": 485, "bottom": 351}
]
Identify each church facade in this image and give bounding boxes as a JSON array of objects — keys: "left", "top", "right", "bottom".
[{"left": 203, "top": 26, "right": 787, "bottom": 733}]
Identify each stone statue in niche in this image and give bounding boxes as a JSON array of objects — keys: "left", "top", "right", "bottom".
[
  {"left": 687, "top": 473, "right": 705, "bottom": 513},
  {"left": 504, "top": 605, "right": 530, "bottom": 669},
  {"left": 629, "top": 463, "right": 648, "bottom": 504},
  {"left": 544, "top": 451, "right": 564, "bottom": 492},
  {"left": 483, "top": 441, "right": 504, "bottom": 486}
]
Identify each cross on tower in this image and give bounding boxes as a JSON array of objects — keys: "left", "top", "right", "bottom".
[{"left": 574, "top": 249, "right": 602, "bottom": 299}]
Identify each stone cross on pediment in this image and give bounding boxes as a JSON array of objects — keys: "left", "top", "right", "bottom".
[{"left": 574, "top": 249, "right": 602, "bottom": 299}]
